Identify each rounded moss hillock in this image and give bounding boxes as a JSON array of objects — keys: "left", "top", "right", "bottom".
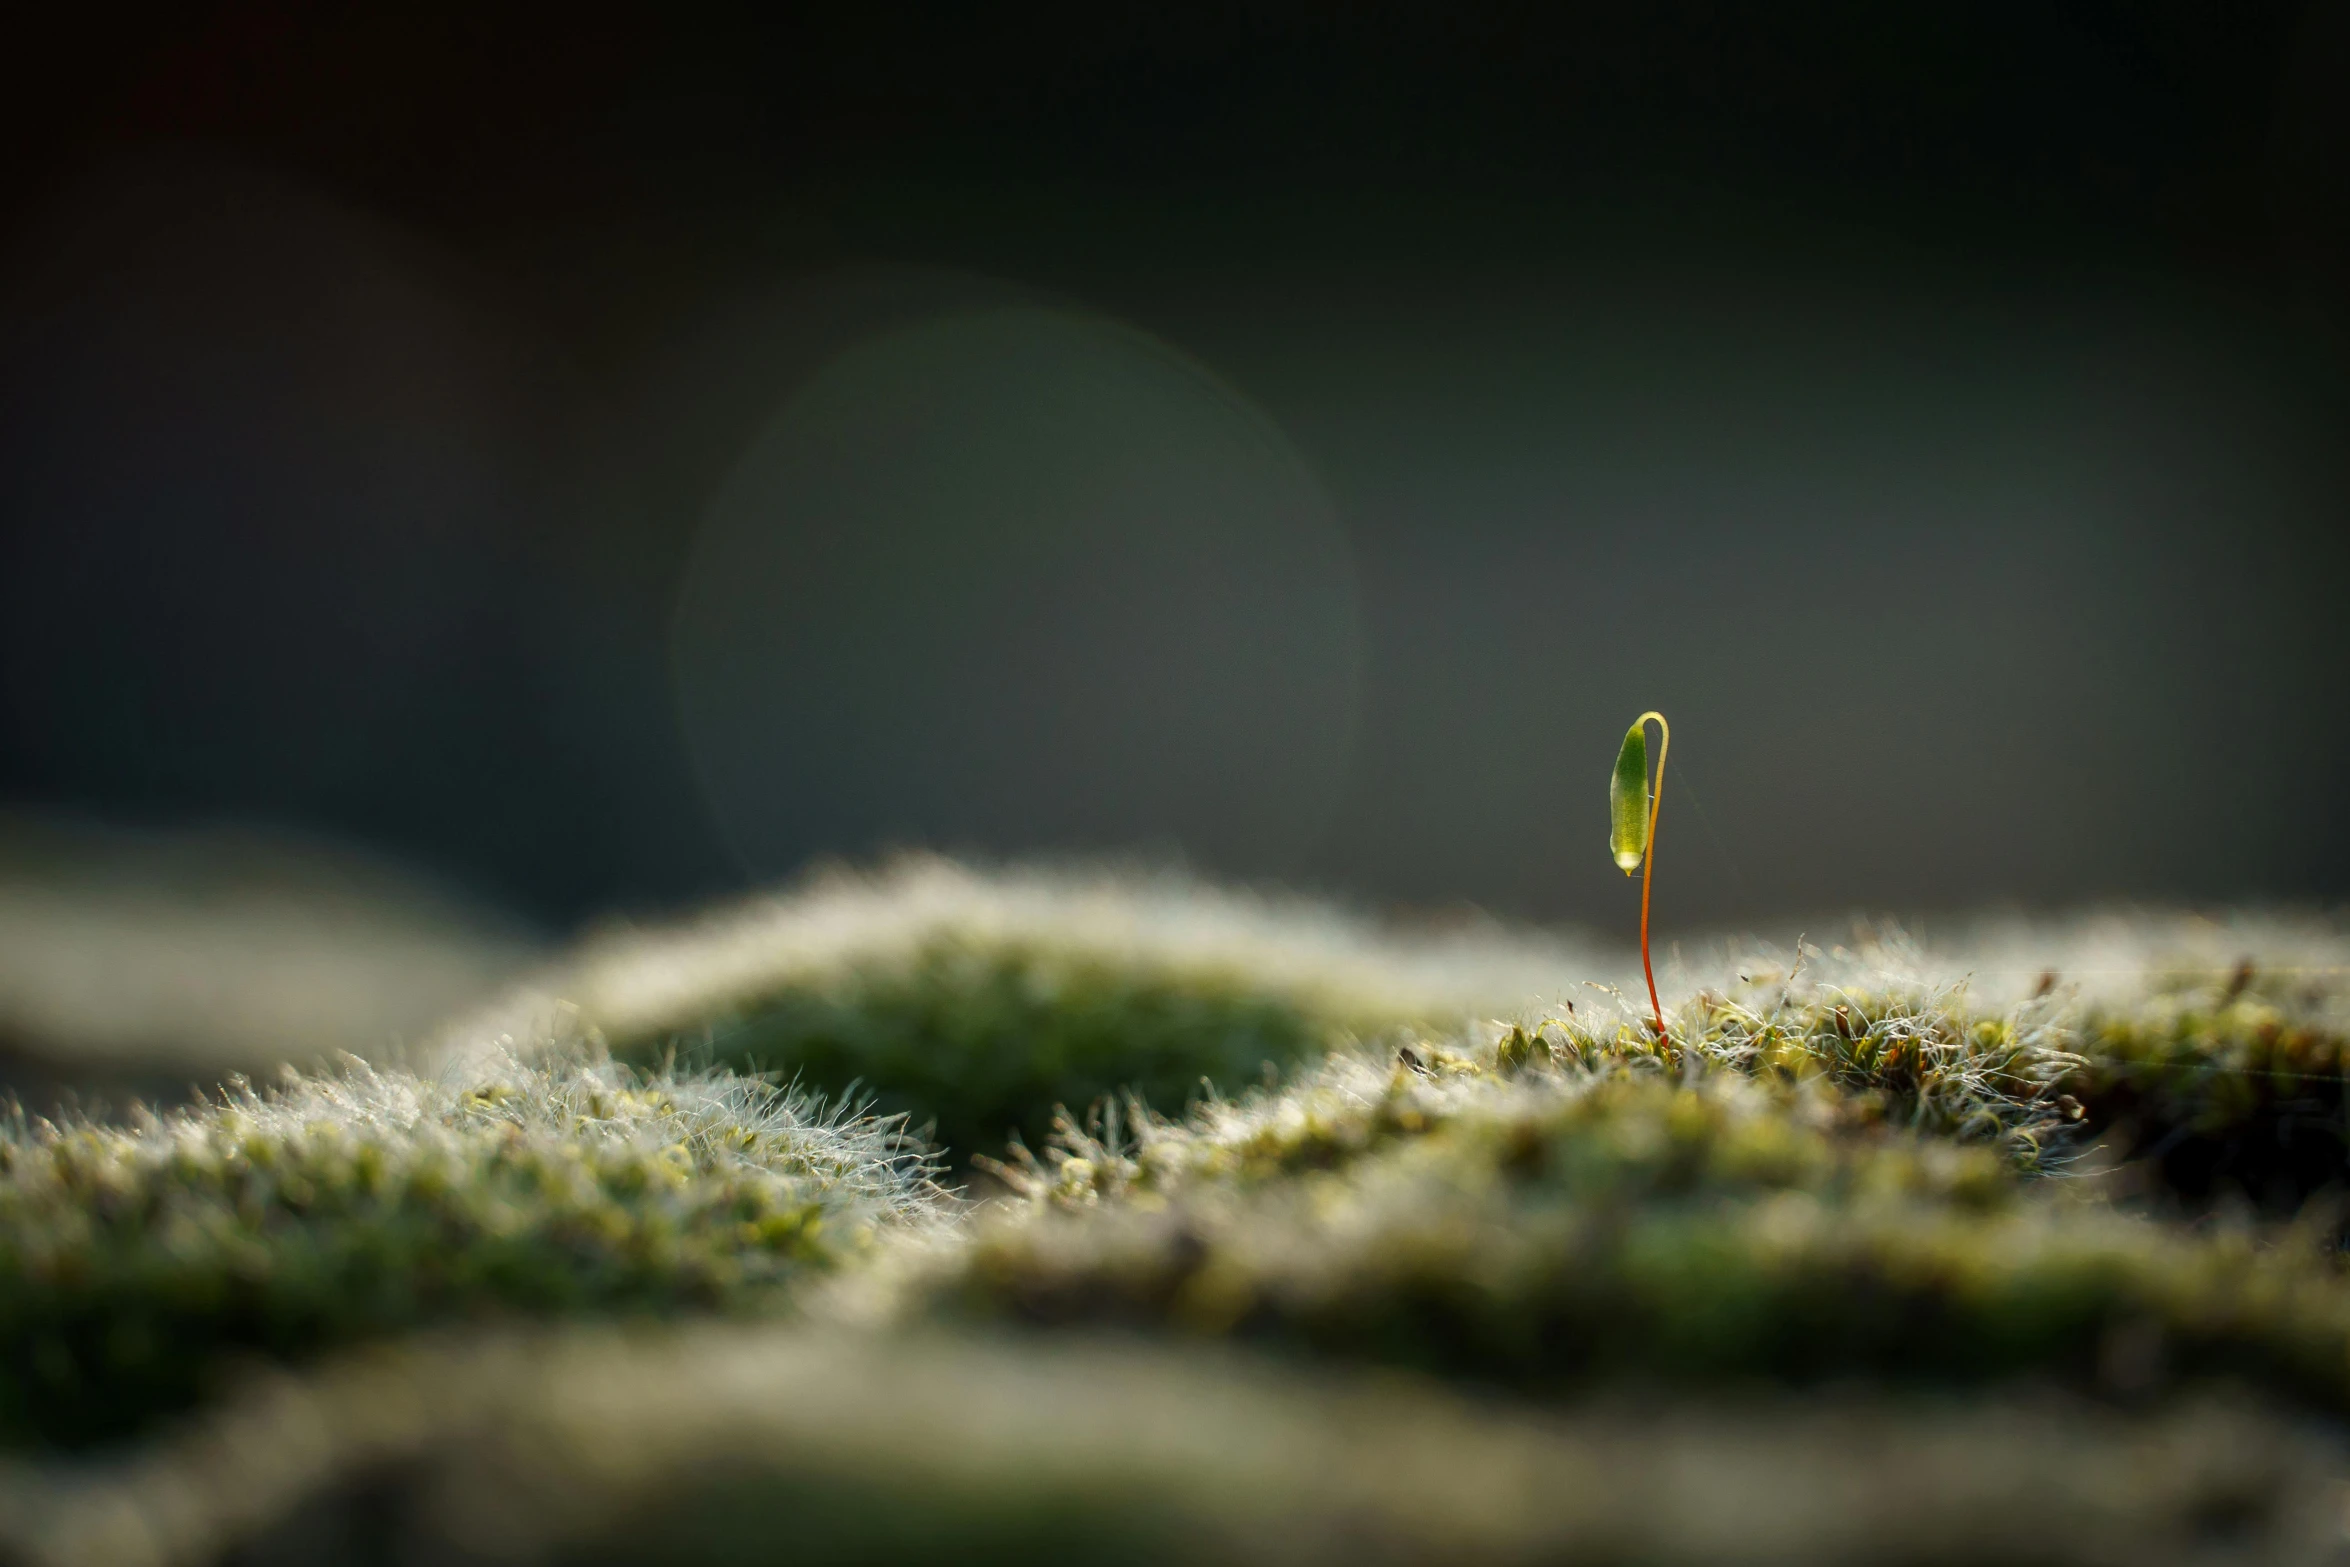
[
  {"left": 884, "top": 1027, "right": 2350, "bottom": 1415},
  {"left": 0, "top": 1049, "right": 938, "bottom": 1449},
  {"left": 517, "top": 861, "right": 1555, "bottom": 1166},
  {"left": 606, "top": 937, "right": 1340, "bottom": 1166}
]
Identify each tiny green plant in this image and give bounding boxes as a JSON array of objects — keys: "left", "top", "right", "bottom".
[{"left": 1609, "top": 711, "right": 1670, "bottom": 1037}]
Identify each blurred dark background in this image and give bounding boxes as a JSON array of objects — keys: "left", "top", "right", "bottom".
[{"left": 1, "top": 2, "right": 2345, "bottom": 936}]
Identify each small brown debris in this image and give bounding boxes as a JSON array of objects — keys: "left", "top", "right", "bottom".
[{"left": 2031, "top": 970, "right": 2058, "bottom": 1000}]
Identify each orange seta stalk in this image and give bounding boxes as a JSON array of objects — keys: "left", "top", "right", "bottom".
[{"left": 1632, "top": 711, "right": 1669, "bottom": 1037}]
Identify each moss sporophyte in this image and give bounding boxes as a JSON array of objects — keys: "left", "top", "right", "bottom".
[{"left": 1609, "top": 711, "right": 1670, "bottom": 1038}]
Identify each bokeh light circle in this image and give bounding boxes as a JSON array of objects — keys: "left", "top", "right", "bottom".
[{"left": 670, "top": 304, "right": 1365, "bottom": 878}]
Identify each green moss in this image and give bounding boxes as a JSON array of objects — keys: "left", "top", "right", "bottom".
[
  {"left": 486, "top": 859, "right": 1582, "bottom": 1166},
  {"left": 1619, "top": 984, "right": 2080, "bottom": 1163},
  {"left": 902, "top": 1049, "right": 2350, "bottom": 1412},
  {"left": 10, "top": 1326, "right": 2342, "bottom": 1567},
  {"left": 983, "top": 981, "right": 2081, "bottom": 1211},
  {"left": 2067, "top": 983, "right": 2350, "bottom": 1216},
  {"left": 17, "top": 856, "right": 2350, "bottom": 1542},
  {"left": 0, "top": 1050, "right": 937, "bottom": 1449},
  {"left": 632, "top": 935, "right": 1334, "bottom": 1166}
]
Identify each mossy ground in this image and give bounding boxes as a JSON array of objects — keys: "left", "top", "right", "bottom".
[
  {"left": 895, "top": 1047, "right": 2350, "bottom": 1413},
  {"left": 13, "top": 1329, "right": 2345, "bottom": 1567},
  {"left": 5, "top": 860, "right": 2350, "bottom": 1564},
  {"left": 0, "top": 1045, "right": 935, "bottom": 1447},
  {"left": 464, "top": 856, "right": 1593, "bottom": 1161}
]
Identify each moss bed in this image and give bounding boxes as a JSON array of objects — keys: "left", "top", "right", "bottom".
[
  {"left": 0, "top": 1048, "right": 935, "bottom": 1447},
  {"left": 6, "top": 864, "right": 2350, "bottom": 1564}
]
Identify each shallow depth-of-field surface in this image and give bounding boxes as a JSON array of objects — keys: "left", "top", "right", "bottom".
[
  {"left": 0, "top": 815, "right": 540, "bottom": 1117},
  {"left": 0, "top": 1045, "right": 937, "bottom": 1448},
  {"left": 6, "top": 857, "right": 2350, "bottom": 1565}
]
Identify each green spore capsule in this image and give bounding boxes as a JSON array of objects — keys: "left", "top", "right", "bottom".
[{"left": 1610, "top": 721, "right": 1649, "bottom": 873}]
